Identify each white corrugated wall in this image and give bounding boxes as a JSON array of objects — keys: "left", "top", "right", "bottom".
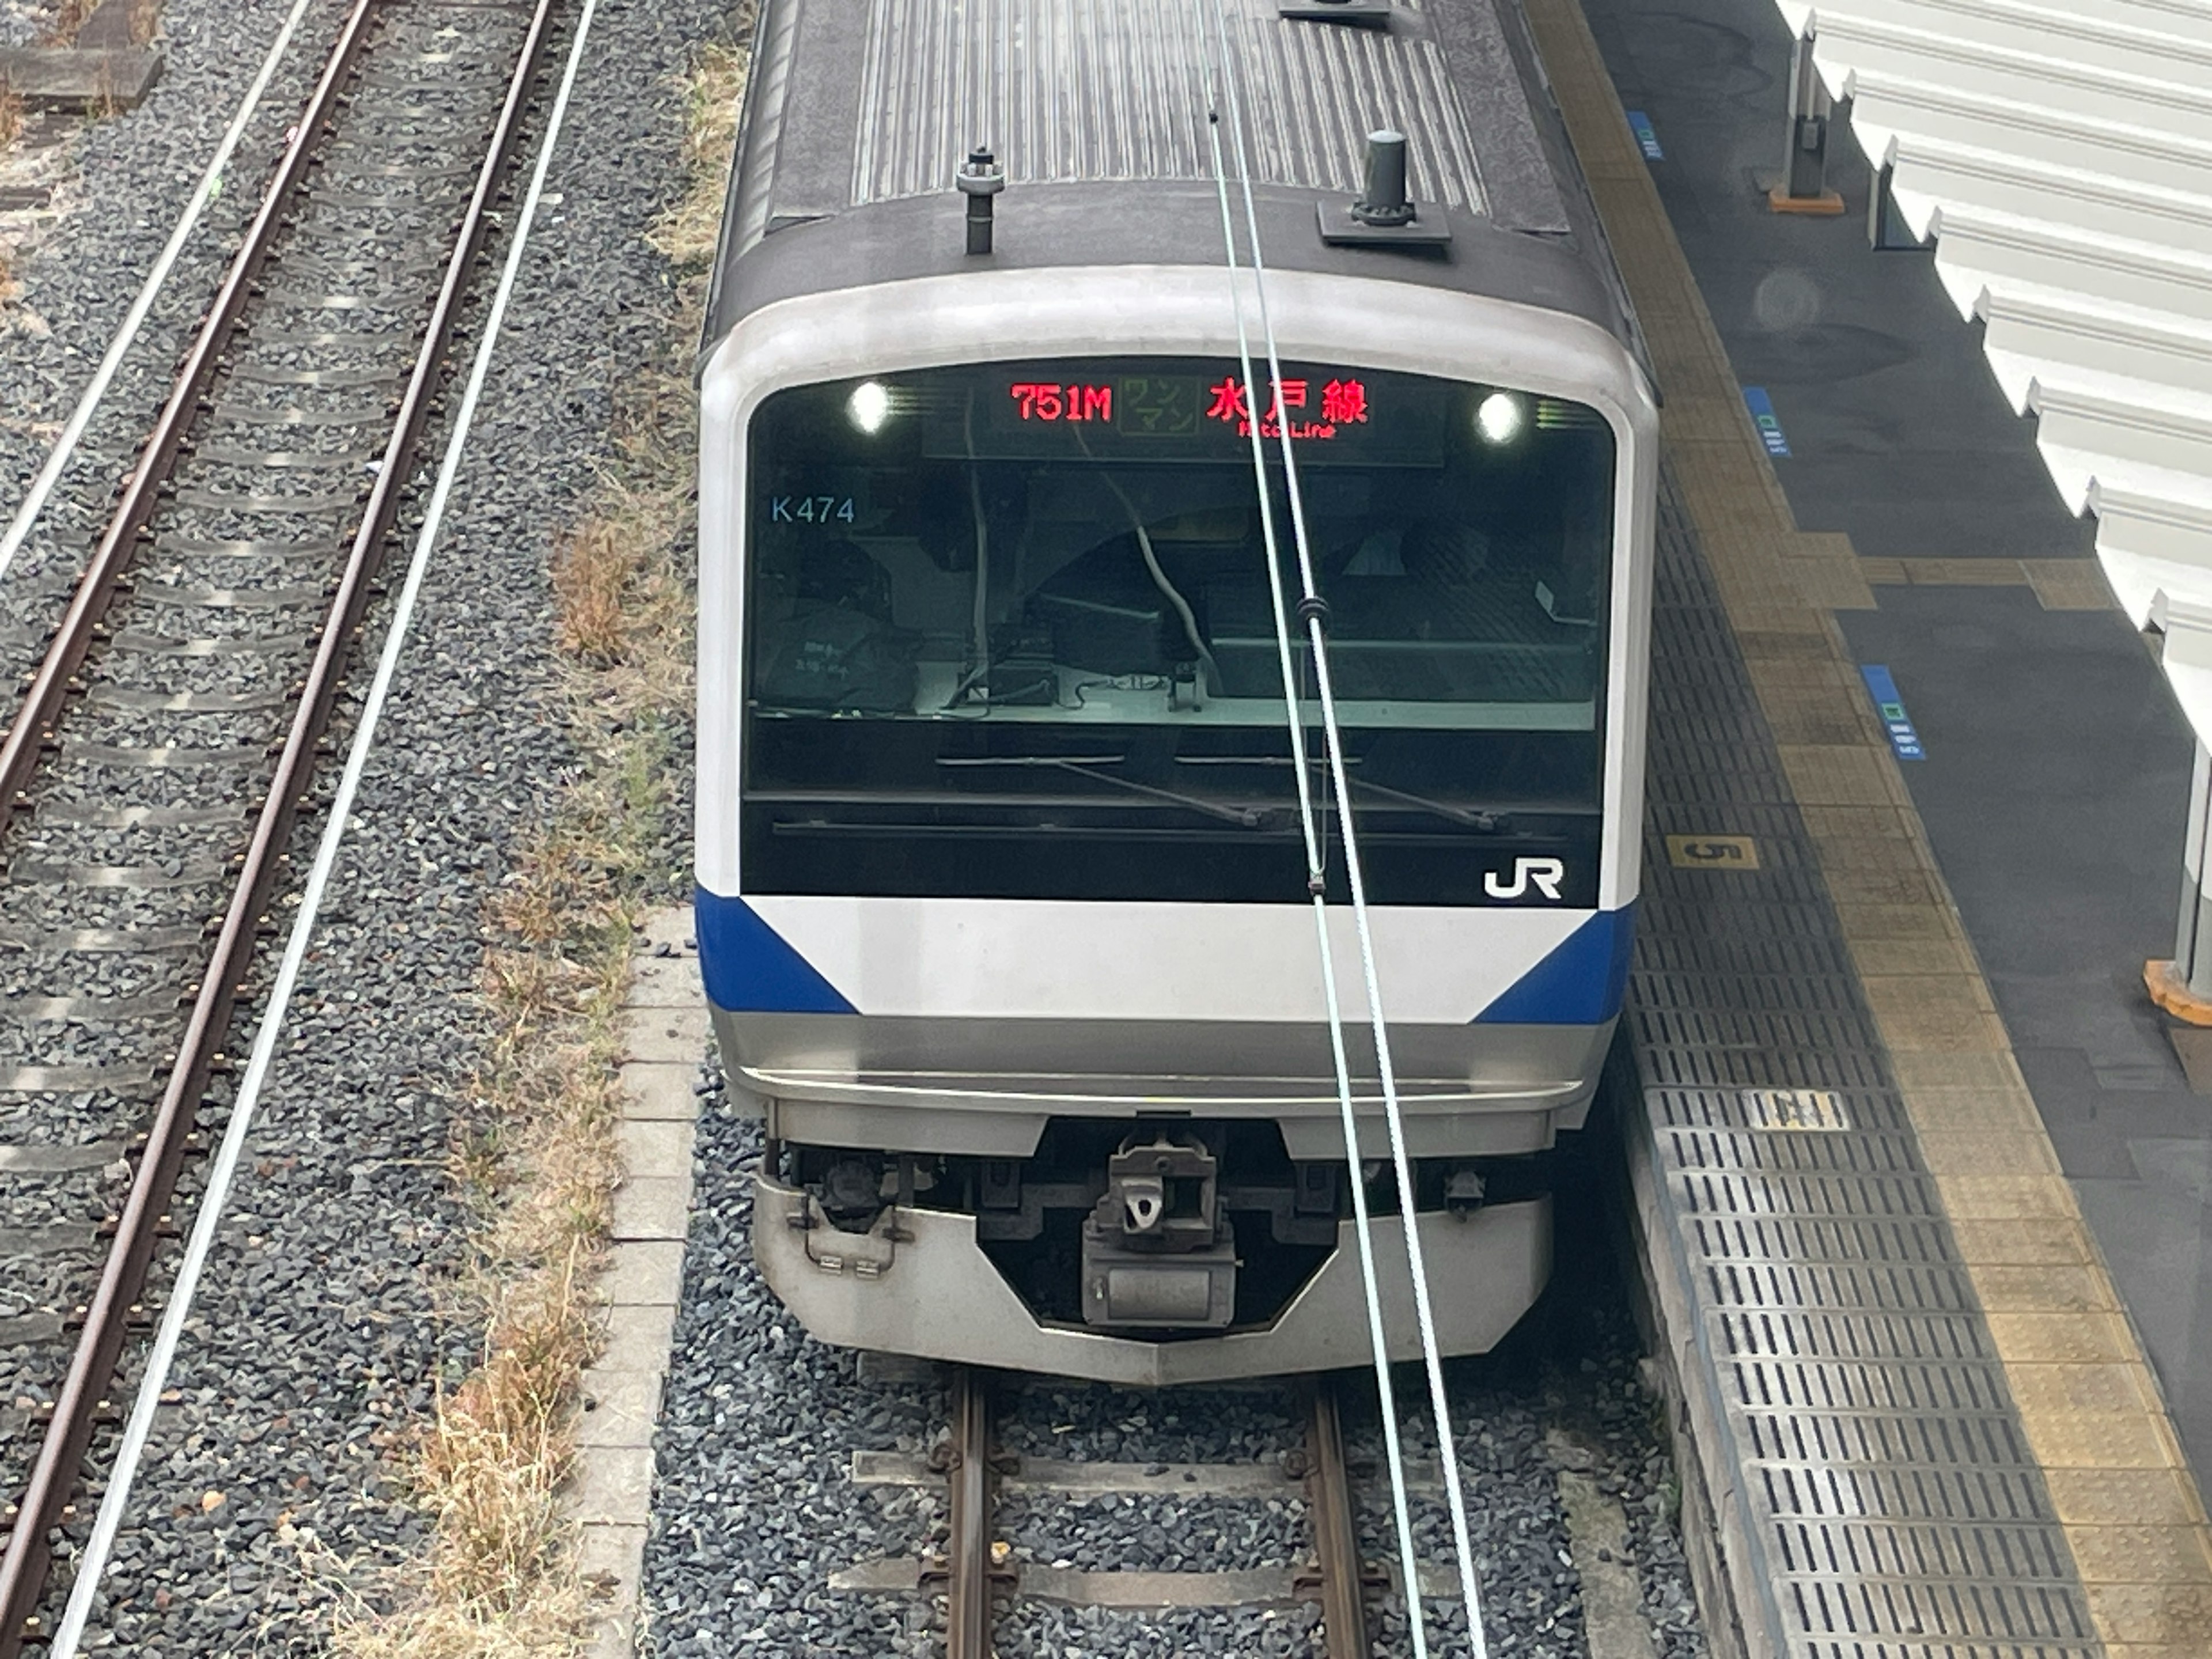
[{"left": 1777, "top": 0, "right": 2212, "bottom": 729}]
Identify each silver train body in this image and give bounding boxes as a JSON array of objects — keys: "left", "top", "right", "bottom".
[{"left": 696, "top": 0, "right": 1658, "bottom": 1384}]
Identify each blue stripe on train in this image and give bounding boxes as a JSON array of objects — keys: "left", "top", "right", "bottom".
[
  {"left": 695, "top": 889, "right": 857, "bottom": 1014},
  {"left": 1472, "top": 905, "right": 1636, "bottom": 1025},
  {"left": 696, "top": 888, "right": 1635, "bottom": 1025}
]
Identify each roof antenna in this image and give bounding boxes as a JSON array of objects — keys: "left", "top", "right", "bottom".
[
  {"left": 1318, "top": 128, "right": 1450, "bottom": 247},
  {"left": 957, "top": 147, "right": 1005, "bottom": 255}
]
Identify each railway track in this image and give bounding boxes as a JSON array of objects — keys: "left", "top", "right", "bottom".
[
  {"left": 841, "top": 1368, "right": 1416, "bottom": 1658},
  {"left": 0, "top": 0, "right": 559, "bottom": 1646}
]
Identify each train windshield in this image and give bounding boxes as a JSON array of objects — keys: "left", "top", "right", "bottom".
[{"left": 742, "top": 356, "right": 1618, "bottom": 906}]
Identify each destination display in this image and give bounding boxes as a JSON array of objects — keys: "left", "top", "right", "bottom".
[{"left": 921, "top": 357, "right": 1448, "bottom": 465}]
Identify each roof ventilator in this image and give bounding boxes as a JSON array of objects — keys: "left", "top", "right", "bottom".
[
  {"left": 1279, "top": 0, "right": 1391, "bottom": 23},
  {"left": 956, "top": 146, "right": 1004, "bottom": 255},
  {"left": 1318, "top": 129, "right": 1450, "bottom": 247}
]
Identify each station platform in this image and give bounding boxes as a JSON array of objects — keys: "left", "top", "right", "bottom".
[{"left": 1525, "top": 0, "right": 2212, "bottom": 1651}]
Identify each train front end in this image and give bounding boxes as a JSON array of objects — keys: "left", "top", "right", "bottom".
[{"left": 696, "top": 267, "right": 1657, "bottom": 1384}]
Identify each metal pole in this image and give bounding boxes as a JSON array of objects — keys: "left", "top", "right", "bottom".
[
  {"left": 1769, "top": 33, "right": 1844, "bottom": 215},
  {"left": 2181, "top": 741, "right": 2212, "bottom": 995}
]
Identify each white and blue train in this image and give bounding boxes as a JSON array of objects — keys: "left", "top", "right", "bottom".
[{"left": 694, "top": 0, "right": 1657, "bottom": 1383}]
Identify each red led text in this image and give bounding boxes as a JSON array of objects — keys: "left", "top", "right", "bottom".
[
  {"left": 1206, "top": 376, "right": 1369, "bottom": 441},
  {"left": 1010, "top": 382, "right": 1113, "bottom": 422}
]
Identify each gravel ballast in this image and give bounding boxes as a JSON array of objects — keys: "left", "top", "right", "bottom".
[
  {"left": 642, "top": 1074, "right": 1710, "bottom": 1659},
  {"left": 1, "top": 0, "right": 357, "bottom": 631},
  {"left": 20, "top": 0, "right": 730, "bottom": 1647}
]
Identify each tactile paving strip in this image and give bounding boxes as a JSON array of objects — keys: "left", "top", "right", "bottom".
[{"left": 1628, "top": 469, "right": 2101, "bottom": 1658}]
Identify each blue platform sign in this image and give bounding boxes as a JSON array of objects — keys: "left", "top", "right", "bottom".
[
  {"left": 1626, "top": 111, "right": 1664, "bottom": 161},
  {"left": 1743, "top": 387, "right": 1790, "bottom": 457},
  {"left": 1859, "top": 664, "right": 1925, "bottom": 760}
]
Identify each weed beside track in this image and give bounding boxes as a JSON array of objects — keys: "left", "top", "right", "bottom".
[{"left": 328, "top": 21, "right": 750, "bottom": 1659}]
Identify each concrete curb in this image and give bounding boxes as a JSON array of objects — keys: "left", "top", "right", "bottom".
[{"left": 569, "top": 906, "right": 703, "bottom": 1659}]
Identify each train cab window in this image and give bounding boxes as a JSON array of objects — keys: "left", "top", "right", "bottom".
[{"left": 740, "top": 357, "right": 1619, "bottom": 906}]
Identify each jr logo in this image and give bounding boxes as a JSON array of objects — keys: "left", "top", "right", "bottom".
[{"left": 1484, "top": 857, "right": 1566, "bottom": 902}]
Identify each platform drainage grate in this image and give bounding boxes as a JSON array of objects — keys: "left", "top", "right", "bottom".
[{"left": 1628, "top": 468, "right": 2099, "bottom": 1657}]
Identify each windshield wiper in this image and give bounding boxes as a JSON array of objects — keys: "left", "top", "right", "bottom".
[
  {"left": 1173, "top": 756, "right": 1509, "bottom": 831},
  {"left": 939, "top": 755, "right": 1264, "bottom": 827}
]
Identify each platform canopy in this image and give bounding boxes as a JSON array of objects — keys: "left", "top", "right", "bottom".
[{"left": 1775, "top": 0, "right": 2212, "bottom": 737}]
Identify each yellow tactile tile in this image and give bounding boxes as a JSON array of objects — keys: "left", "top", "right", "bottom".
[
  {"left": 1898, "top": 1086, "right": 2049, "bottom": 1137},
  {"left": 1793, "top": 531, "right": 1856, "bottom": 559},
  {"left": 1817, "top": 862, "right": 1955, "bottom": 914},
  {"left": 1732, "top": 628, "right": 1837, "bottom": 665},
  {"left": 2006, "top": 1361, "right": 2162, "bottom": 1414},
  {"left": 1743, "top": 655, "right": 1863, "bottom": 697},
  {"left": 1935, "top": 1173, "right": 2086, "bottom": 1221},
  {"left": 1912, "top": 1130, "right": 2064, "bottom": 1177},
  {"left": 2048, "top": 1467, "right": 2210, "bottom": 1529},
  {"left": 1710, "top": 573, "right": 1815, "bottom": 622},
  {"left": 1984, "top": 1311, "right": 2144, "bottom": 1366},
  {"left": 1786, "top": 558, "right": 1879, "bottom": 611},
  {"left": 2018, "top": 1407, "right": 2185, "bottom": 1473},
  {"left": 2024, "top": 558, "right": 2119, "bottom": 611},
  {"left": 1816, "top": 843, "right": 1948, "bottom": 890},
  {"left": 1629, "top": 304, "right": 1711, "bottom": 350},
  {"left": 1831, "top": 900, "right": 1969, "bottom": 946},
  {"left": 1844, "top": 930, "right": 1984, "bottom": 978},
  {"left": 1761, "top": 696, "right": 1883, "bottom": 747},
  {"left": 1859, "top": 970, "right": 1997, "bottom": 1018},
  {"left": 2085, "top": 1582, "right": 2212, "bottom": 1646},
  {"left": 1661, "top": 396, "right": 1759, "bottom": 448},
  {"left": 1694, "top": 529, "right": 1810, "bottom": 577},
  {"left": 1580, "top": 150, "right": 1652, "bottom": 185},
  {"left": 1949, "top": 1217, "right": 2098, "bottom": 1266},
  {"left": 2065, "top": 1525, "right": 2212, "bottom": 1585},
  {"left": 1884, "top": 1052, "right": 2026, "bottom": 1092},
  {"left": 1797, "top": 801, "right": 1917, "bottom": 842},
  {"left": 1775, "top": 744, "right": 1912, "bottom": 808},
  {"left": 1888, "top": 1050, "right": 2033, "bottom": 1092},
  {"left": 1900, "top": 556, "right": 2032, "bottom": 585}
]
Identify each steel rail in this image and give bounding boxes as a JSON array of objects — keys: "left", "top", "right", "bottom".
[
  {"left": 0, "top": 0, "right": 560, "bottom": 1643},
  {"left": 1302, "top": 1377, "right": 1379, "bottom": 1659},
  {"left": 942, "top": 1368, "right": 999, "bottom": 1659}
]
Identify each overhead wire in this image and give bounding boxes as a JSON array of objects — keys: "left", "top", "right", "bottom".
[
  {"left": 1195, "top": 2, "right": 1495, "bottom": 1653},
  {"left": 1185, "top": 8, "right": 1458, "bottom": 1657}
]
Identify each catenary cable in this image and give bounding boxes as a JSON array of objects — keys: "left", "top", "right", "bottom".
[
  {"left": 0, "top": 0, "right": 322, "bottom": 582},
  {"left": 47, "top": 0, "right": 605, "bottom": 1646},
  {"left": 1201, "top": 2, "right": 1496, "bottom": 1652},
  {"left": 1187, "top": 9, "right": 1438, "bottom": 1654}
]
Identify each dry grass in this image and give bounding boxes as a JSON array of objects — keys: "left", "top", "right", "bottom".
[
  {"left": 644, "top": 38, "right": 748, "bottom": 274},
  {"left": 86, "top": 60, "right": 122, "bottom": 123},
  {"left": 2, "top": 87, "right": 25, "bottom": 308},
  {"left": 41, "top": 0, "right": 99, "bottom": 44},
  {"left": 323, "top": 22, "right": 752, "bottom": 1658}
]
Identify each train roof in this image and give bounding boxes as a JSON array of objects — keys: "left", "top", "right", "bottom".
[{"left": 703, "top": 0, "right": 1647, "bottom": 370}]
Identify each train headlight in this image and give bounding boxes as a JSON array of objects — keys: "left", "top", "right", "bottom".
[
  {"left": 1475, "top": 391, "right": 1525, "bottom": 445},
  {"left": 847, "top": 380, "right": 892, "bottom": 434}
]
